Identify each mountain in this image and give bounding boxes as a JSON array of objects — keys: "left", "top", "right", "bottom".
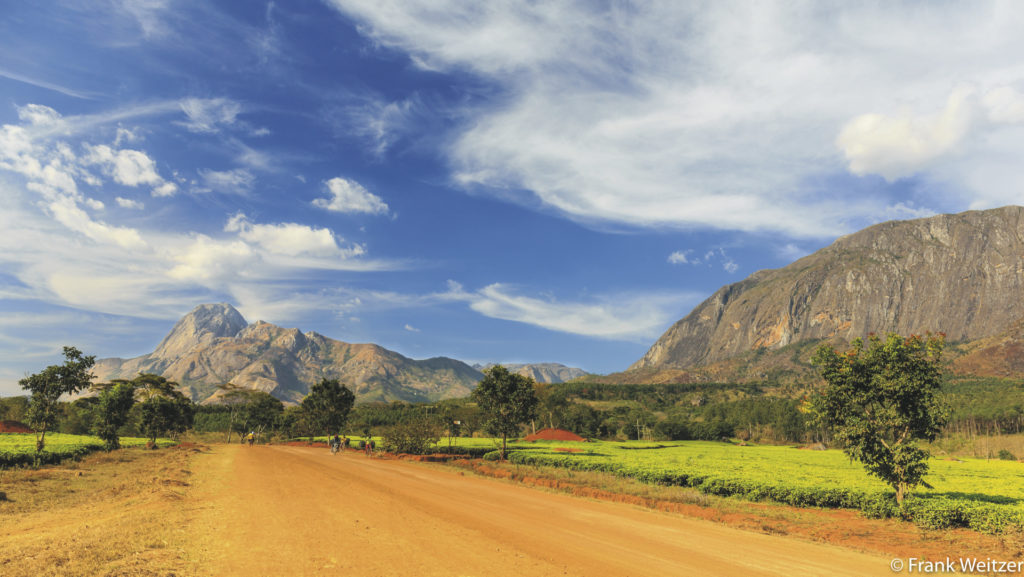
[
  {"left": 474, "top": 363, "right": 589, "bottom": 383},
  {"left": 92, "top": 304, "right": 484, "bottom": 404},
  {"left": 625, "top": 206, "right": 1024, "bottom": 382}
]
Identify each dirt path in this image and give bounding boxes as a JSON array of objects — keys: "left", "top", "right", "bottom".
[{"left": 187, "top": 444, "right": 894, "bottom": 576}]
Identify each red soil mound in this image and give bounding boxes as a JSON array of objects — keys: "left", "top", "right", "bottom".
[
  {"left": 0, "top": 420, "right": 33, "bottom": 433},
  {"left": 523, "top": 428, "right": 585, "bottom": 442}
]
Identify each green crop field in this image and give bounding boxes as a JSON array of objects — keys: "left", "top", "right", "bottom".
[
  {"left": 433, "top": 438, "right": 1024, "bottom": 533},
  {"left": 0, "top": 433, "right": 175, "bottom": 467}
]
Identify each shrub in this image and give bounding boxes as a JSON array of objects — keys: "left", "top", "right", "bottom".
[{"left": 381, "top": 418, "right": 441, "bottom": 455}]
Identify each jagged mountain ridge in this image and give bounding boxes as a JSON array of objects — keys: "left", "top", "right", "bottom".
[
  {"left": 630, "top": 206, "right": 1024, "bottom": 377},
  {"left": 473, "top": 363, "right": 589, "bottom": 384},
  {"left": 92, "top": 304, "right": 484, "bottom": 404}
]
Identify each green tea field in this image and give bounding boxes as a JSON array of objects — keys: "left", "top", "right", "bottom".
[
  {"left": 0, "top": 433, "right": 174, "bottom": 467},
  {"left": 431, "top": 438, "right": 1024, "bottom": 533}
]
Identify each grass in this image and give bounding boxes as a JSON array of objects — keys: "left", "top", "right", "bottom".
[
  {"left": 440, "top": 455, "right": 1024, "bottom": 561},
  {"left": 0, "top": 433, "right": 176, "bottom": 468},
  {"left": 418, "top": 437, "right": 1024, "bottom": 532},
  {"left": 0, "top": 444, "right": 197, "bottom": 576}
]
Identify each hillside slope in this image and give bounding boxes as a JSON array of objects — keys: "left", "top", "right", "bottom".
[{"left": 628, "top": 206, "right": 1024, "bottom": 379}]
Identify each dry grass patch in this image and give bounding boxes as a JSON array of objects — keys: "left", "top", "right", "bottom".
[{"left": 0, "top": 445, "right": 202, "bottom": 576}]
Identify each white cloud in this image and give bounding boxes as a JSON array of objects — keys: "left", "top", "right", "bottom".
[
  {"left": 18, "top": 103, "right": 63, "bottom": 126},
  {"left": 313, "top": 177, "right": 390, "bottom": 215},
  {"left": 199, "top": 168, "right": 254, "bottom": 194},
  {"left": 667, "top": 250, "right": 692, "bottom": 265},
  {"left": 331, "top": 2, "right": 1024, "bottom": 237},
  {"left": 0, "top": 68, "right": 94, "bottom": 100},
  {"left": 668, "top": 247, "right": 739, "bottom": 272},
  {"left": 152, "top": 181, "right": 178, "bottom": 197},
  {"left": 404, "top": 324, "right": 420, "bottom": 332},
  {"left": 342, "top": 95, "right": 424, "bottom": 156},
  {"left": 83, "top": 144, "right": 162, "bottom": 186},
  {"left": 114, "top": 126, "right": 140, "bottom": 146},
  {"left": 837, "top": 87, "right": 975, "bottom": 181},
  {"left": 0, "top": 97, "right": 401, "bottom": 327},
  {"left": 178, "top": 98, "right": 242, "bottom": 133},
  {"left": 167, "top": 234, "right": 256, "bottom": 282},
  {"left": 224, "top": 212, "right": 364, "bottom": 258},
  {"left": 45, "top": 194, "right": 147, "bottom": 250},
  {"left": 467, "top": 283, "right": 689, "bottom": 341},
  {"left": 116, "top": 196, "right": 145, "bottom": 209}
]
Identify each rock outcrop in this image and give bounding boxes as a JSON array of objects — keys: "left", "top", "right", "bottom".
[
  {"left": 93, "top": 304, "right": 484, "bottom": 404},
  {"left": 631, "top": 206, "right": 1024, "bottom": 373}
]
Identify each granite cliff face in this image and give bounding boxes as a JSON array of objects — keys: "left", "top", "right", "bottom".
[
  {"left": 631, "top": 206, "right": 1024, "bottom": 373},
  {"left": 93, "top": 304, "right": 483, "bottom": 404}
]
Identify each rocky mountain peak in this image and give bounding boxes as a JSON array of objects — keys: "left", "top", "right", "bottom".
[
  {"left": 630, "top": 206, "right": 1024, "bottom": 373},
  {"left": 151, "top": 303, "right": 248, "bottom": 361}
]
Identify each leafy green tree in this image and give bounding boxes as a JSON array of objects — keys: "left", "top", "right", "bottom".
[
  {"left": 244, "top": 391, "right": 284, "bottom": 442},
  {"left": 59, "top": 397, "right": 97, "bottom": 435},
  {"left": 301, "top": 379, "right": 355, "bottom": 439},
  {"left": 0, "top": 396, "right": 30, "bottom": 423},
  {"left": 276, "top": 405, "right": 305, "bottom": 439},
  {"left": 139, "top": 391, "right": 193, "bottom": 446},
  {"left": 471, "top": 365, "right": 538, "bottom": 459},
  {"left": 561, "top": 403, "right": 602, "bottom": 438},
  {"left": 534, "top": 382, "right": 569, "bottom": 430},
  {"left": 811, "top": 333, "right": 948, "bottom": 504},
  {"left": 94, "top": 382, "right": 137, "bottom": 450},
  {"left": 19, "top": 346, "right": 95, "bottom": 455},
  {"left": 130, "top": 373, "right": 178, "bottom": 400}
]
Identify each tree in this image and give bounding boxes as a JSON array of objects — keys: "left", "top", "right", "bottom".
[
  {"left": 19, "top": 346, "right": 95, "bottom": 455},
  {"left": 130, "top": 373, "right": 178, "bottom": 400},
  {"left": 381, "top": 415, "right": 441, "bottom": 455},
  {"left": 94, "top": 382, "right": 137, "bottom": 450},
  {"left": 811, "top": 333, "right": 948, "bottom": 504},
  {"left": 471, "top": 365, "right": 538, "bottom": 460},
  {"left": 139, "top": 390, "right": 193, "bottom": 446},
  {"left": 301, "top": 379, "right": 355, "bottom": 439},
  {"left": 244, "top": 391, "right": 284, "bottom": 442},
  {"left": 214, "top": 383, "right": 251, "bottom": 442}
]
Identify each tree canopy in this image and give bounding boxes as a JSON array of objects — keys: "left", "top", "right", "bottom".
[
  {"left": 301, "top": 378, "right": 355, "bottom": 438},
  {"left": 19, "top": 346, "right": 95, "bottom": 454},
  {"left": 471, "top": 365, "right": 538, "bottom": 459},
  {"left": 94, "top": 382, "right": 137, "bottom": 450},
  {"left": 811, "top": 333, "right": 948, "bottom": 503}
]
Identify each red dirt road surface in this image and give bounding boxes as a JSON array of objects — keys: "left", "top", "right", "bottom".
[{"left": 188, "top": 445, "right": 892, "bottom": 576}]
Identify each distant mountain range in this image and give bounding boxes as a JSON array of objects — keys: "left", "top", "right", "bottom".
[
  {"left": 473, "top": 363, "right": 589, "bottom": 384},
  {"left": 603, "top": 205, "right": 1024, "bottom": 384},
  {"left": 92, "top": 304, "right": 588, "bottom": 404}
]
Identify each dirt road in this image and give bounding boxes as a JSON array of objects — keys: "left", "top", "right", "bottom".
[{"left": 187, "top": 444, "right": 894, "bottom": 576}]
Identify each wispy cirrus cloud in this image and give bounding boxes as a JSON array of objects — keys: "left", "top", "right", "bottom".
[{"left": 331, "top": 1, "right": 1024, "bottom": 238}]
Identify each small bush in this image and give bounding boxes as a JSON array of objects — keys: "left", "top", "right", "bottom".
[
  {"left": 381, "top": 418, "right": 441, "bottom": 455},
  {"left": 860, "top": 494, "right": 899, "bottom": 519},
  {"left": 998, "top": 449, "right": 1016, "bottom": 461}
]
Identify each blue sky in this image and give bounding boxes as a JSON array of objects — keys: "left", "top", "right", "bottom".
[{"left": 3, "top": 1, "right": 1024, "bottom": 395}]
